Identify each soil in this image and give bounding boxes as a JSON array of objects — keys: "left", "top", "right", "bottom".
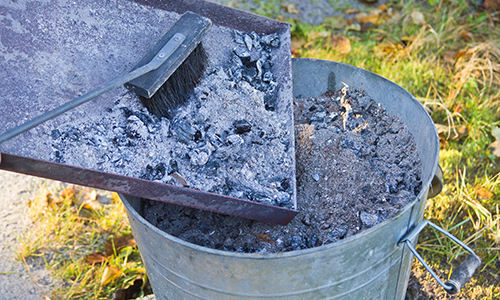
[{"left": 141, "top": 86, "right": 423, "bottom": 253}]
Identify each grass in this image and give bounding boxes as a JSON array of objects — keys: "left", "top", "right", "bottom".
[
  {"left": 13, "top": 0, "right": 500, "bottom": 299},
  {"left": 16, "top": 187, "right": 148, "bottom": 299}
]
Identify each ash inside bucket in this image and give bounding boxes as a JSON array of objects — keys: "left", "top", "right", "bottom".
[
  {"left": 141, "top": 86, "right": 423, "bottom": 253},
  {"left": 47, "top": 29, "right": 295, "bottom": 208}
]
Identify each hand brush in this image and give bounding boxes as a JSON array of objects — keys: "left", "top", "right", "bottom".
[{"left": 0, "top": 12, "right": 211, "bottom": 144}]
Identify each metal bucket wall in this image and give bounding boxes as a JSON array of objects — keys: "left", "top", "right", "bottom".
[{"left": 120, "top": 59, "right": 440, "bottom": 300}]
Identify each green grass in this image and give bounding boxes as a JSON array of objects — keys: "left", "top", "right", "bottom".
[{"left": 14, "top": 0, "right": 500, "bottom": 298}]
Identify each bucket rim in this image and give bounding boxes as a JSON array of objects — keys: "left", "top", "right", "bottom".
[{"left": 122, "top": 58, "right": 440, "bottom": 259}]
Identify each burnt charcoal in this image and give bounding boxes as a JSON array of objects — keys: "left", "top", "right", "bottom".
[
  {"left": 65, "top": 128, "right": 82, "bottom": 142},
  {"left": 242, "top": 64, "right": 258, "bottom": 81},
  {"left": 279, "top": 178, "right": 290, "bottom": 192},
  {"left": 360, "top": 211, "right": 378, "bottom": 227},
  {"left": 306, "top": 235, "right": 320, "bottom": 248},
  {"left": 171, "top": 118, "right": 195, "bottom": 144},
  {"left": 51, "top": 150, "right": 63, "bottom": 163},
  {"left": 233, "top": 120, "right": 252, "bottom": 134},
  {"left": 225, "top": 134, "right": 244, "bottom": 147},
  {"left": 233, "top": 45, "right": 251, "bottom": 64},
  {"left": 188, "top": 149, "right": 210, "bottom": 166},
  {"left": 168, "top": 160, "right": 179, "bottom": 175},
  {"left": 260, "top": 33, "right": 280, "bottom": 48},
  {"left": 310, "top": 111, "right": 327, "bottom": 122},
  {"left": 324, "top": 225, "right": 349, "bottom": 244},
  {"left": 51, "top": 129, "right": 61, "bottom": 139},
  {"left": 262, "top": 72, "right": 273, "bottom": 83},
  {"left": 386, "top": 183, "right": 399, "bottom": 194},
  {"left": 141, "top": 163, "right": 167, "bottom": 181},
  {"left": 244, "top": 34, "right": 253, "bottom": 50},
  {"left": 113, "top": 135, "right": 129, "bottom": 147},
  {"left": 286, "top": 236, "right": 304, "bottom": 251},
  {"left": 125, "top": 115, "right": 148, "bottom": 139},
  {"left": 178, "top": 231, "right": 214, "bottom": 248},
  {"left": 121, "top": 107, "right": 134, "bottom": 118},
  {"left": 263, "top": 81, "right": 279, "bottom": 111}
]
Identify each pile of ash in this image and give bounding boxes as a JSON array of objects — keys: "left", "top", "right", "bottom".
[
  {"left": 48, "top": 29, "right": 295, "bottom": 208},
  {"left": 141, "top": 86, "right": 423, "bottom": 253}
]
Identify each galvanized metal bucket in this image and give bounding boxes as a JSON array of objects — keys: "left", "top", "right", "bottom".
[{"left": 120, "top": 59, "right": 478, "bottom": 299}]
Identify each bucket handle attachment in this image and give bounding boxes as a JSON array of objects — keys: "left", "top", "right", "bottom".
[
  {"left": 427, "top": 165, "right": 443, "bottom": 199},
  {"left": 399, "top": 221, "right": 481, "bottom": 295}
]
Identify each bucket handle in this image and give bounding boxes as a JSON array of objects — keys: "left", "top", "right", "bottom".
[{"left": 399, "top": 220, "right": 481, "bottom": 295}]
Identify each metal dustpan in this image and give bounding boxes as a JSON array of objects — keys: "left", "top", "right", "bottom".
[{"left": 0, "top": 0, "right": 297, "bottom": 224}]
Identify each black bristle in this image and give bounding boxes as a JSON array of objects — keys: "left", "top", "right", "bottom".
[{"left": 138, "top": 43, "right": 208, "bottom": 119}]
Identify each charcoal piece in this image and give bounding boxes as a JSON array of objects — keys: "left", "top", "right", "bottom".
[
  {"left": 141, "top": 163, "right": 167, "bottom": 181},
  {"left": 262, "top": 72, "right": 273, "bottom": 83},
  {"left": 168, "top": 160, "right": 179, "bottom": 175},
  {"left": 244, "top": 34, "right": 253, "bottom": 50},
  {"left": 324, "top": 225, "right": 349, "bottom": 244},
  {"left": 233, "top": 45, "right": 251, "bottom": 63},
  {"left": 125, "top": 115, "right": 148, "bottom": 139},
  {"left": 306, "top": 235, "right": 320, "bottom": 248},
  {"left": 171, "top": 118, "right": 195, "bottom": 144},
  {"left": 65, "top": 128, "right": 82, "bottom": 141},
  {"left": 178, "top": 231, "right": 214, "bottom": 248},
  {"left": 242, "top": 64, "right": 258, "bottom": 82},
  {"left": 189, "top": 149, "right": 210, "bottom": 166},
  {"left": 226, "top": 134, "right": 244, "bottom": 146},
  {"left": 360, "top": 211, "right": 378, "bottom": 227},
  {"left": 263, "top": 81, "right": 279, "bottom": 111},
  {"left": 286, "top": 236, "right": 303, "bottom": 251},
  {"left": 113, "top": 135, "right": 129, "bottom": 147},
  {"left": 260, "top": 33, "right": 280, "bottom": 48},
  {"left": 51, "top": 129, "right": 61, "bottom": 139},
  {"left": 233, "top": 120, "right": 252, "bottom": 134}
]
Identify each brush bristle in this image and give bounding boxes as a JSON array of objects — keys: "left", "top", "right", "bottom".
[{"left": 139, "top": 43, "right": 208, "bottom": 118}]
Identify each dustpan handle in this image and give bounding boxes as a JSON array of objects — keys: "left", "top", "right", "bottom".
[{"left": 0, "top": 33, "right": 185, "bottom": 144}]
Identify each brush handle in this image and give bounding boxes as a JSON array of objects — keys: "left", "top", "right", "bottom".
[{"left": 0, "top": 33, "right": 185, "bottom": 144}]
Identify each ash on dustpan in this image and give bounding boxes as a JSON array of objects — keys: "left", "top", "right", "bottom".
[{"left": 0, "top": 0, "right": 297, "bottom": 214}]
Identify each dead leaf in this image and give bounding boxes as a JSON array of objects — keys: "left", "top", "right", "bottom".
[
  {"left": 489, "top": 140, "right": 500, "bottom": 157},
  {"left": 475, "top": 187, "right": 494, "bottom": 199},
  {"left": 253, "top": 233, "right": 275, "bottom": 243},
  {"left": 410, "top": 10, "right": 425, "bottom": 25},
  {"left": 85, "top": 252, "right": 107, "bottom": 264},
  {"left": 331, "top": 35, "right": 351, "bottom": 55},
  {"left": 42, "top": 296, "right": 52, "bottom": 300},
  {"left": 171, "top": 172, "right": 188, "bottom": 186},
  {"left": 345, "top": 8, "right": 358, "bottom": 14},
  {"left": 282, "top": 3, "right": 300, "bottom": 14},
  {"left": 459, "top": 31, "right": 474, "bottom": 41},
  {"left": 60, "top": 187, "right": 77, "bottom": 198},
  {"left": 483, "top": 0, "right": 500, "bottom": 11},
  {"left": 114, "top": 278, "right": 144, "bottom": 300},
  {"left": 345, "top": 23, "right": 361, "bottom": 32},
  {"left": 360, "top": 14, "right": 380, "bottom": 25},
  {"left": 442, "top": 50, "right": 457, "bottom": 64},
  {"left": 377, "top": 4, "right": 389, "bottom": 11},
  {"left": 105, "top": 235, "right": 136, "bottom": 256},
  {"left": 101, "top": 266, "right": 120, "bottom": 286}
]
